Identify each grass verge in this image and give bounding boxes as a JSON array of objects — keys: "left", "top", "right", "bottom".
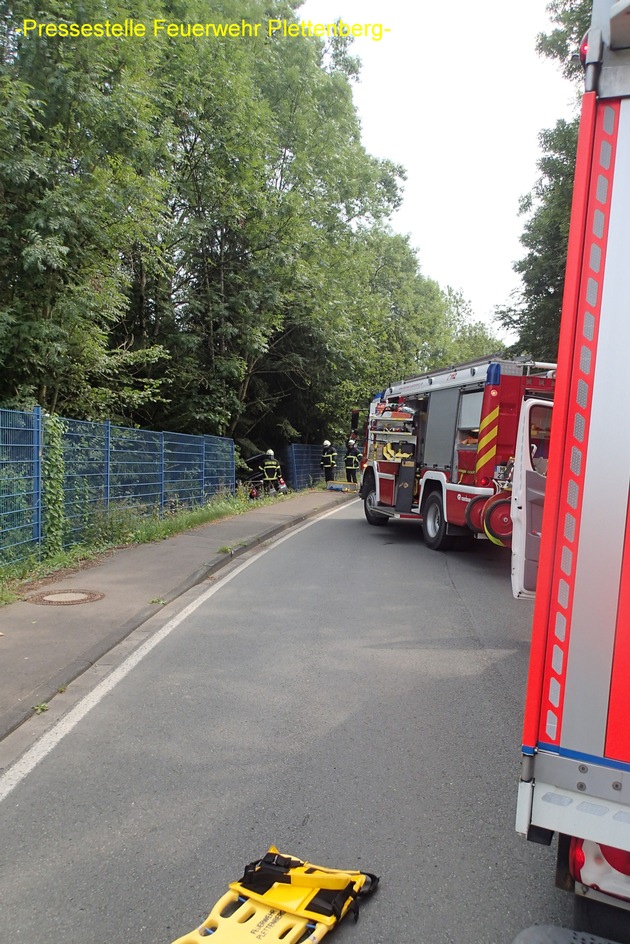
[{"left": 0, "top": 487, "right": 285, "bottom": 606}]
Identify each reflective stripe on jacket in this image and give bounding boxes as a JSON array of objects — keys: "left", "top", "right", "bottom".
[{"left": 262, "top": 459, "right": 281, "bottom": 480}]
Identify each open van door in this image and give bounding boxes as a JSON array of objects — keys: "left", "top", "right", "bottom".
[{"left": 510, "top": 399, "right": 553, "bottom": 599}]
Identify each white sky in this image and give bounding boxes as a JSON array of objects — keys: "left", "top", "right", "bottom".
[{"left": 298, "top": 0, "right": 579, "bottom": 331}]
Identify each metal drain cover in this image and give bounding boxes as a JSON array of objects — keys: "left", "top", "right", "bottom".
[{"left": 28, "top": 589, "right": 105, "bottom": 606}]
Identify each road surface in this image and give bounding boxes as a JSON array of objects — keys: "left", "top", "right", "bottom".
[{"left": 0, "top": 501, "right": 573, "bottom": 943}]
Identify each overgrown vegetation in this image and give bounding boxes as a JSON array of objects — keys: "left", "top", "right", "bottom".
[
  {"left": 1, "top": 1, "right": 593, "bottom": 439},
  {"left": 0, "top": 0, "right": 500, "bottom": 453},
  {"left": 0, "top": 485, "right": 276, "bottom": 605},
  {"left": 42, "top": 414, "right": 66, "bottom": 556}
]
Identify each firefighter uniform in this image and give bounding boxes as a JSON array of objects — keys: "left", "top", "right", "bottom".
[
  {"left": 344, "top": 440, "right": 361, "bottom": 483},
  {"left": 261, "top": 450, "right": 281, "bottom": 490},
  {"left": 320, "top": 440, "right": 337, "bottom": 483}
]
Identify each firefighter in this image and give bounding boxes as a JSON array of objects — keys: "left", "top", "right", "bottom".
[
  {"left": 344, "top": 439, "right": 361, "bottom": 484},
  {"left": 320, "top": 440, "right": 337, "bottom": 483},
  {"left": 459, "top": 428, "right": 479, "bottom": 446},
  {"left": 261, "top": 449, "right": 282, "bottom": 492}
]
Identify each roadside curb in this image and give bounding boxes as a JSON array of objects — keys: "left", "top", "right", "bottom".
[{"left": 0, "top": 492, "right": 355, "bottom": 743}]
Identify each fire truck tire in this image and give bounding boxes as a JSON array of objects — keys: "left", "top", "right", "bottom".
[
  {"left": 464, "top": 494, "right": 487, "bottom": 534},
  {"left": 482, "top": 495, "right": 512, "bottom": 547},
  {"left": 363, "top": 487, "right": 388, "bottom": 526},
  {"left": 422, "top": 492, "right": 453, "bottom": 551},
  {"left": 574, "top": 895, "right": 630, "bottom": 944}
]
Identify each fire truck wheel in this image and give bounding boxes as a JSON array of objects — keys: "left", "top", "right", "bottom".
[
  {"left": 363, "top": 486, "right": 388, "bottom": 526},
  {"left": 464, "top": 494, "right": 487, "bottom": 534},
  {"left": 422, "top": 492, "right": 453, "bottom": 551},
  {"left": 482, "top": 494, "right": 512, "bottom": 547}
]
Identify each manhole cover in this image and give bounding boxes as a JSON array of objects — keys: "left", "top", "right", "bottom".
[{"left": 28, "top": 589, "right": 105, "bottom": 606}]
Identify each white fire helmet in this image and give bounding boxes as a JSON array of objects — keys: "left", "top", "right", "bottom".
[
  {"left": 266, "top": 449, "right": 274, "bottom": 456},
  {"left": 323, "top": 440, "right": 331, "bottom": 447},
  {"left": 348, "top": 439, "right": 355, "bottom": 446}
]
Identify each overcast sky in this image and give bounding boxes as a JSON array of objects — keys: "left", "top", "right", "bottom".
[{"left": 298, "top": 0, "right": 580, "bottom": 331}]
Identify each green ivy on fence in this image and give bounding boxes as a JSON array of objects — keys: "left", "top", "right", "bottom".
[{"left": 42, "top": 415, "right": 66, "bottom": 557}]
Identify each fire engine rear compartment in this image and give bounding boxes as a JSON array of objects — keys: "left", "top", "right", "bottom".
[
  {"left": 365, "top": 380, "right": 489, "bottom": 526},
  {"left": 362, "top": 360, "right": 555, "bottom": 550}
]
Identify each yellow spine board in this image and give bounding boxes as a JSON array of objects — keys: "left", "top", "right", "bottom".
[
  {"left": 229, "top": 868, "right": 364, "bottom": 926},
  {"left": 171, "top": 890, "right": 328, "bottom": 944},
  {"left": 170, "top": 847, "right": 378, "bottom": 944}
]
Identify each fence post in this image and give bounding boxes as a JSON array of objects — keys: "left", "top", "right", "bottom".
[
  {"left": 104, "top": 420, "right": 111, "bottom": 510},
  {"left": 159, "top": 432, "right": 165, "bottom": 511},
  {"left": 201, "top": 438, "right": 206, "bottom": 503},
  {"left": 32, "top": 406, "right": 43, "bottom": 549}
]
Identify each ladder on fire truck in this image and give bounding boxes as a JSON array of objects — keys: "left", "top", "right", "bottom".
[{"left": 381, "top": 356, "right": 557, "bottom": 401}]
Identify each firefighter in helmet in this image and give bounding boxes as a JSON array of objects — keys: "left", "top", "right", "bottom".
[
  {"left": 344, "top": 439, "right": 361, "bottom": 484},
  {"left": 320, "top": 440, "right": 337, "bottom": 483},
  {"left": 261, "top": 449, "right": 282, "bottom": 492}
]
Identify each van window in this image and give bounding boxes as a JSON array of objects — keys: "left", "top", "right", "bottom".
[{"left": 529, "top": 404, "right": 552, "bottom": 474}]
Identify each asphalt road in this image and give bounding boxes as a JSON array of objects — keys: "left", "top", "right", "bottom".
[{"left": 0, "top": 501, "right": 573, "bottom": 944}]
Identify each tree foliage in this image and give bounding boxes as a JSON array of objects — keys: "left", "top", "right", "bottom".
[
  {"left": 536, "top": 0, "right": 592, "bottom": 80},
  {"left": 0, "top": 0, "right": 501, "bottom": 449},
  {"left": 499, "top": 0, "right": 591, "bottom": 360},
  {"left": 498, "top": 118, "right": 579, "bottom": 359}
]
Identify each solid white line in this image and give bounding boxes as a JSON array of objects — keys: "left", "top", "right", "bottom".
[{"left": 0, "top": 499, "right": 358, "bottom": 803}]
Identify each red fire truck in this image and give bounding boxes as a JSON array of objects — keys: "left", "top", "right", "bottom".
[
  {"left": 359, "top": 357, "right": 555, "bottom": 550},
  {"left": 511, "top": 2, "right": 630, "bottom": 939}
]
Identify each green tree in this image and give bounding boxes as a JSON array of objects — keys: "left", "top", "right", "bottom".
[
  {"left": 536, "top": 0, "right": 592, "bottom": 81},
  {"left": 498, "top": 0, "right": 590, "bottom": 360},
  {"left": 137, "top": 4, "right": 406, "bottom": 447},
  {"left": 289, "top": 231, "right": 502, "bottom": 443},
  {"left": 0, "top": 0, "right": 494, "bottom": 452},
  {"left": 498, "top": 119, "right": 579, "bottom": 359},
  {"left": 0, "top": 0, "right": 171, "bottom": 417},
  {"left": 431, "top": 288, "right": 505, "bottom": 367}
]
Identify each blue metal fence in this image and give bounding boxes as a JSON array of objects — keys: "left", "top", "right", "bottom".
[
  {"left": 282, "top": 444, "right": 344, "bottom": 490},
  {"left": 0, "top": 408, "right": 42, "bottom": 563},
  {"left": 0, "top": 408, "right": 235, "bottom": 565}
]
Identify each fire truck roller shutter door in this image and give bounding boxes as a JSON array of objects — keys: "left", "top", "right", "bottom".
[{"left": 424, "top": 388, "right": 461, "bottom": 469}]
